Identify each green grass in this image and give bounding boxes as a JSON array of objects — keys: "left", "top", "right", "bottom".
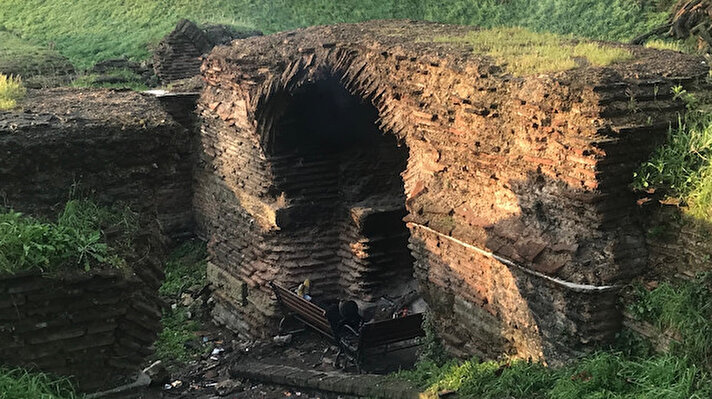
[
  {"left": 0, "top": 74, "right": 25, "bottom": 110},
  {"left": 644, "top": 38, "right": 695, "bottom": 53},
  {"left": 399, "top": 353, "right": 712, "bottom": 399},
  {"left": 0, "top": 30, "right": 73, "bottom": 87},
  {"left": 159, "top": 241, "right": 208, "bottom": 298},
  {"left": 0, "top": 200, "right": 137, "bottom": 274},
  {"left": 155, "top": 307, "right": 201, "bottom": 365},
  {"left": 0, "top": 0, "right": 673, "bottom": 69},
  {"left": 0, "top": 368, "right": 79, "bottom": 399},
  {"left": 628, "top": 273, "right": 712, "bottom": 365},
  {"left": 398, "top": 272, "right": 712, "bottom": 398},
  {"left": 634, "top": 86, "right": 712, "bottom": 224},
  {"left": 71, "top": 68, "right": 148, "bottom": 91},
  {"left": 154, "top": 241, "right": 208, "bottom": 367},
  {"left": 435, "top": 27, "right": 633, "bottom": 76}
]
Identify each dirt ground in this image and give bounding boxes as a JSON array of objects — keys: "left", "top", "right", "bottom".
[{"left": 130, "top": 326, "right": 416, "bottom": 399}]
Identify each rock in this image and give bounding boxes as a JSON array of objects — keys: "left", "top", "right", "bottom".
[
  {"left": 215, "top": 379, "right": 243, "bottom": 396},
  {"left": 272, "top": 334, "right": 293, "bottom": 345},
  {"left": 142, "top": 360, "right": 169, "bottom": 385},
  {"left": 181, "top": 292, "right": 194, "bottom": 307}
]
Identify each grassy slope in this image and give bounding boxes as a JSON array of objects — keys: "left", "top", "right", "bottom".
[{"left": 0, "top": 0, "right": 670, "bottom": 69}]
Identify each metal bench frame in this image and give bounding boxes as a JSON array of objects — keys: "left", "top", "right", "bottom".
[
  {"left": 270, "top": 281, "right": 425, "bottom": 372},
  {"left": 337, "top": 313, "right": 425, "bottom": 372}
]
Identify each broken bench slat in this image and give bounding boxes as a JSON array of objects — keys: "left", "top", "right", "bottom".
[{"left": 270, "top": 282, "right": 335, "bottom": 340}]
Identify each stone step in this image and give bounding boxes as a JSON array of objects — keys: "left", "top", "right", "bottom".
[{"left": 229, "top": 360, "right": 420, "bottom": 399}]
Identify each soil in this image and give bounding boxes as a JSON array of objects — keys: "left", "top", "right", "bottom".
[{"left": 132, "top": 322, "right": 415, "bottom": 399}]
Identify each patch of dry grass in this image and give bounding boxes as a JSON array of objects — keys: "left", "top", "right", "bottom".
[
  {"left": 435, "top": 27, "right": 633, "bottom": 76},
  {"left": 0, "top": 74, "right": 26, "bottom": 110}
]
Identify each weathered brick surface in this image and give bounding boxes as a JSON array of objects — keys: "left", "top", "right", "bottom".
[
  {"left": 0, "top": 268, "right": 162, "bottom": 391},
  {"left": 0, "top": 88, "right": 194, "bottom": 239},
  {"left": 195, "top": 20, "right": 708, "bottom": 362},
  {"left": 153, "top": 19, "right": 262, "bottom": 83}
]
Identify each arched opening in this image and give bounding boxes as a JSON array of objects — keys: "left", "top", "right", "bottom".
[{"left": 266, "top": 75, "right": 419, "bottom": 319}]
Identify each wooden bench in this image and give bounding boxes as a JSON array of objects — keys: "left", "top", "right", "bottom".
[
  {"left": 270, "top": 282, "right": 425, "bottom": 372},
  {"left": 270, "top": 282, "right": 336, "bottom": 340},
  {"left": 337, "top": 313, "right": 425, "bottom": 372}
]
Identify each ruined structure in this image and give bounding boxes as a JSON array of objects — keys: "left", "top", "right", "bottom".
[
  {"left": 0, "top": 21, "right": 709, "bottom": 387},
  {"left": 153, "top": 19, "right": 261, "bottom": 83},
  {"left": 0, "top": 89, "right": 194, "bottom": 239},
  {"left": 0, "top": 89, "right": 189, "bottom": 390},
  {"left": 0, "top": 256, "right": 162, "bottom": 391},
  {"left": 194, "top": 20, "right": 709, "bottom": 363}
]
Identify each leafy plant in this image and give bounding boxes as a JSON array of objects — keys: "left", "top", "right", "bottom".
[
  {"left": 158, "top": 241, "right": 207, "bottom": 298},
  {"left": 0, "top": 200, "right": 136, "bottom": 274},
  {"left": 634, "top": 87, "right": 712, "bottom": 223},
  {"left": 0, "top": 73, "right": 25, "bottom": 110},
  {"left": 154, "top": 306, "right": 201, "bottom": 365}
]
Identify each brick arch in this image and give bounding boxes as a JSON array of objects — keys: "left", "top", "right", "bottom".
[{"left": 195, "top": 20, "right": 708, "bottom": 362}]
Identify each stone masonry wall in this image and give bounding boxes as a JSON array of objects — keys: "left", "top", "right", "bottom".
[
  {"left": 0, "top": 89, "right": 194, "bottom": 239},
  {"left": 195, "top": 21, "right": 708, "bottom": 362}
]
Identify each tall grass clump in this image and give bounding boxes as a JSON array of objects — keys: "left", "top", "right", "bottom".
[
  {"left": 0, "top": 200, "right": 137, "bottom": 274},
  {"left": 434, "top": 27, "right": 632, "bottom": 76},
  {"left": 0, "top": 74, "right": 25, "bottom": 110},
  {"left": 0, "top": 367, "right": 78, "bottom": 399},
  {"left": 634, "top": 86, "right": 712, "bottom": 224}
]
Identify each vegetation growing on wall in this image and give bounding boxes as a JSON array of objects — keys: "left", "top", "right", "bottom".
[
  {"left": 435, "top": 28, "right": 632, "bottom": 76},
  {"left": 634, "top": 86, "right": 712, "bottom": 225},
  {"left": 0, "top": 368, "right": 78, "bottom": 399},
  {"left": 0, "top": 0, "right": 673, "bottom": 69},
  {"left": 0, "top": 74, "right": 25, "bottom": 110},
  {"left": 0, "top": 200, "right": 137, "bottom": 274}
]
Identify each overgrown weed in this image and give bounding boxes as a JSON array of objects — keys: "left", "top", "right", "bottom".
[
  {"left": 399, "top": 274, "right": 712, "bottom": 398},
  {"left": 0, "top": 74, "right": 25, "bottom": 110},
  {"left": 634, "top": 86, "right": 712, "bottom": 224},
  {"left": 0, "top": 200, "right": 137, "bottom": 274}
]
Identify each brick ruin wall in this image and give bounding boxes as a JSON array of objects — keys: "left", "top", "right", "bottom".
[
  {"left": 0, "top": 89, "right": 188, "bottom": 391},
  {"left": 0, "top": 269, "right": 162, "bottom": 391},
  {"left": 153, "top": 19, "right": 261, "bottom": 83},
  {"left": 194, "top": 21, "right": 709, "bottom": 362},
  {"left": 0, "top": 227, "right": 164, "bottom": 392},
  {"left": 0, "top": 89, "right": 194, "bottom": 239}
]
